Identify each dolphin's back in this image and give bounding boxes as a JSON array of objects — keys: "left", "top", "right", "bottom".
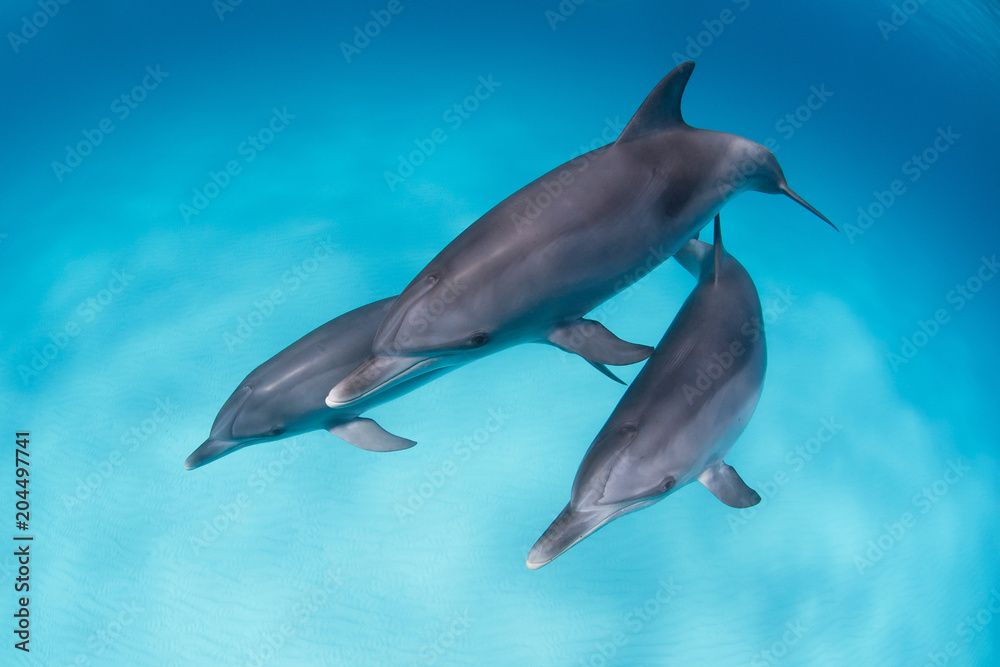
[
  {"left": 373, "top": 130, "right": 731, "bottom": 353},
  {"left": 228, "top": 298, "right": 397, "bottom": 427},
  {"left": 571, "top": 254, "right": 765, "bottom": 509},
  {"left": 234, "top": 296, "right": 451, "bottom": 425},
  {"left": 193, "top": 297, "right": 436, "bottom": 468}
]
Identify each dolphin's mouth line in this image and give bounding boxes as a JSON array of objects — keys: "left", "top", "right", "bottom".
[
  {"left": 358, "top": 357, "right": 437, "bottom": 399},
  {"left": 326, "top": 356, "right": 440, "bottom": 407},
  {"left": 528, "top": 500, "right": 650, "bottom": 569},
  {"left": 185, "top": 437, "right": 263, "bottom": 470},
  {"left": 560, "top": 509, "right": 621, "bottom": 551}
]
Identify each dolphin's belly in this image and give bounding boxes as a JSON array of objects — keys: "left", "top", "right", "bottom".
[{"left": 679, "top": 361, "right": 765, "bottom": 475}]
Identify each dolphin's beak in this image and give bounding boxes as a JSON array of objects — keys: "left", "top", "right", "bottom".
[
  {"left": 780, "top": 183, "right": 838, "bottom": 231},
  {"left": 527, "top": 504, "right": 621, "bottom": 570},
  {"left": 184, "top": 438, "right": 243, "bottom": 470},
  {"left": 325, "top": 355, "right": 438, "bottom": 408}
]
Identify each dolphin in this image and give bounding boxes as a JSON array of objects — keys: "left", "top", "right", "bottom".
[
  {"left": 526, "top": 214, "right": 766, "bottom": 569},
  {"left": 325, "top": 61, "right": 832, "bottom": 409},
  {"left": 185, "top": 297, "right": 448, "bottom": 470}
]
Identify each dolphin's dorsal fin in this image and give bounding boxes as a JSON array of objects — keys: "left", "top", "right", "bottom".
[
  {"left": 328, "top": 418, "right": 416, "bottom": 452},
  {"left": 712, "top": 213, "right": 724, "bottom": 284},
  {"left": 674, "top": 214, "right": 722, "bottom": 280},
  {"left": 616, "top": 62, "right": 695, "bottom": 144},
  {"left": 698, "top": 462, "right": 760, "bottom": 508}
]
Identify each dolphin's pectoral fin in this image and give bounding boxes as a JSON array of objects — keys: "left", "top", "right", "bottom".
[
  {"left": 328, "top": 418, "right": 416, "bottom": 452},
  {"left": 546, "top": 319, "right": 653, "bottom": 375},
  {"left": 588, "top": 362, "right": 626, "bottom": 385},
  {"left": 698, "top": 462, "right": 761, "bottom": 509}
]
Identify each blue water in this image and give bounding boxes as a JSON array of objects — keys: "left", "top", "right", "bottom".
[{"left": 3, "top": 0, "right": 999, "bottom": 665}]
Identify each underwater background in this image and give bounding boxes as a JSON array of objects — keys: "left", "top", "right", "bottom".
[{"left": 2, "top": 0, "right": 999, "bottom": 664}]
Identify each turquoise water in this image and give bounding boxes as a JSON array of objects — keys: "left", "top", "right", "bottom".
[{"left": 3, "top": 0, "right": 999, "bottom": 664}]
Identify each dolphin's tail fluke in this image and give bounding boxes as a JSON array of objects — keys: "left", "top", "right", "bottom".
[{"left": 527, "top": 503, "right": 621, "bottom": 570}]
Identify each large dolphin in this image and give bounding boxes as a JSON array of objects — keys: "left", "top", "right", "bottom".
[
  {"left": 325, "top": 61, "right": 832, "bottom": 409},
  {"left": 526, "top": 215, "right": 766, "bottom": 569},
  {"left": 185, "top": 297, "right": 448, "bottom": 470}
]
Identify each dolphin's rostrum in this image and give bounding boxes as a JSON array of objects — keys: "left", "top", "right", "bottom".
[
  {"left": 326, "top": 61, "right": 833, "bottom": 410},
  {"left": 527, "top": 214, "right": 766, "bottom": 569}
]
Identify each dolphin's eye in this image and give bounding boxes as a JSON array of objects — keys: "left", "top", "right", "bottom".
[
  {"left": 270, "top": 427, "right": 285, "bottom": 436},
  {"left": 470, "top": 332, "right": 490, "bottom": 347}
]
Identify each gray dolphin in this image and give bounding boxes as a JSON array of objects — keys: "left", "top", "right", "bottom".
[
  {"left": 325, "top": 61, "right": 832, "bottom": 409},
  {"left": 526, "top": 214, "right": 765, "bottom": 569},
  {"left": 185, "top": 297, "right": 447, "bottom": 470}
]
